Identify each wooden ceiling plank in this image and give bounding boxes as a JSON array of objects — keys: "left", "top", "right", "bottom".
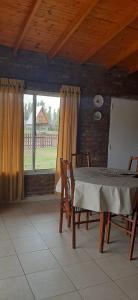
[
  {"left": 13, "top": 0, "right": 42, "bottom": 55},
  {"left": 80, "top": 7, "right": 138, "bottom": 63},
  {"left": 48, "top": 0, "right": 100, "bottom": 59},
  {"left": 119, "top": 50, "right": 138, "bottom": 73},
  {"left": 128, "top": 61, "right": 138, "bottom": 73},
  {"left": 107, "top": 40, "right": 138, "bottom": 69}
]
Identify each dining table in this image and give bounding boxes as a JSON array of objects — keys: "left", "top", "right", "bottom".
[
  {"left": 73, "top": 167, "right": 138, "bottom": 253},
  {"left": 56, "top": 167, "right": 138, "bottom": 253}
]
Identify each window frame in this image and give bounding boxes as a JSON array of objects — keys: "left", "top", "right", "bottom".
[{"left": 24, "top": 90, "right": 60, "bottom": 175}]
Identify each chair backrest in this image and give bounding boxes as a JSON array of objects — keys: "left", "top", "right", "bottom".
[
  {"left": 71, "top": 152, "right": 91, "bottom": 167},
  {"left": 128, "top": 156, "right": 138, "bottom": 172},
  {"left": 60, "top": 158, "right": 74, "bottom": 205}
]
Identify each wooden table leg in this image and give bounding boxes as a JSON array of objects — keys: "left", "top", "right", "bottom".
[{"left": 99, "top": 212, "right": 107, "bottom": 253}]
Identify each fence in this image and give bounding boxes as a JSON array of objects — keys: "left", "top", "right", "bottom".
[{"left": 24, "top": 134, "right": 58, "bottom": 148}]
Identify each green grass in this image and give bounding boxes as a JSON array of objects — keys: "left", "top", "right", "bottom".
[
  {"left": 24, "top": 127, "right": 32, "bottom": 134},
  {"left": 24, "top": 147, "right": 57, "bottom": 170}
]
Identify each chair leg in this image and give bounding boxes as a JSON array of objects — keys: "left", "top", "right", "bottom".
[
  {"left": 99, "top": 212, "right": 107, "bottom": 253},
  {"left": 86, "top": 211, "right": 89, "bottom": 230},
  {"left": 126, "top": 216, "right": 131, "bottom": 236},
  {"left": 77, "top": 212, "right": 81, "bottom": 228},
  {"left": 106, "top": 212, "right": 111, "bottom": 243},
  {"left": 72, "top": 207, "right": 76, "bottom": 249},
  {"left": 128, "top": 218, "right": 132, "bottom": 233},
  {"left": 128, "top": 211, "right": 137, "bottom": 260},
  {"left": 68, "top": 214, "right": 71, "bottom": 228},
  {"left": 59, "top": 199, "right": 64, "bottom": 233}
]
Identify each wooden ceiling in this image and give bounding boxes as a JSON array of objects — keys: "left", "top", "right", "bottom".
[{"left": 0, "top": 0, "right": 138, "bottom": 73}]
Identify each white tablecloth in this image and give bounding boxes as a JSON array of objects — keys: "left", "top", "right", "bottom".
[
  {"left": 73, "top": 167, "right": 138, "bottom": 215},
  {"left": 56, "top": 167, "right": 138, "bottom": 215}
]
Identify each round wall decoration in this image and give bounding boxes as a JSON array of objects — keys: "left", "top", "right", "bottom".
[
  {"left": 93, "top": 111, "right": 102, "bottom": 121},
  {"left": 93, "top": 95, "right": 104, "bottom": 108}
]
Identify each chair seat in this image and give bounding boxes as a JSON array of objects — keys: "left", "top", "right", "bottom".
[
  {"left": 62, "top": 199, "right": 89, "bottom": 213},
  {"left": 75, "top": 207, "right": 89, "bottom": 213}
]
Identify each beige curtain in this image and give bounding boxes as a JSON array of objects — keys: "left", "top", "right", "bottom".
[
  {"left": 56, "top": 85, "right": 80, "bottom": 179},
  {"left": 0, "top": 78, "right": 24, "bottom": 203}
]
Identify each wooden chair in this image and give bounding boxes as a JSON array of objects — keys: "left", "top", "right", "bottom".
[
  {"left": 71, "top": 152, "right": 91, "bottom": 228},
  {"left": 59, "top": 158, "right": 99, "bottom": 248},
  {"left": 106, "top": 205, "right": 138, "bottom": 260},
  {"left": 71, "top": 152, "right": 91, "bottom": 168},
  {"left": 128, "top": 156, "right": 138, "bottom": 172},
  {"left": 106, "top": 155, "right": 138, "bottom": 260},
  {"left": 128, "top": 156, "right": 138, "bottom": 227},
  {"left": 59, "top": 158, "right": 73, "bottom": 232}
]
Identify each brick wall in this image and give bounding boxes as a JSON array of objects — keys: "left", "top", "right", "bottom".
[
  {"left": 0, "top": 45, "right": 138, "bottom": 196},
  {"left": 78, "top": 95, "right": 111, "bottom": 167},
  {"left": 24, "top": 173, "right": 55, "bottom": 196}
]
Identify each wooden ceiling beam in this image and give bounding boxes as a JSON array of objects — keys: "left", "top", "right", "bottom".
[
  {"left": 128, "top": 61, "right": 138, "bottom": 74},
  {"left": 107, "top": 40, "right": 138, "bottom": 69},
  {"left": 13, "top": 0, "right": 42, "bottom": 55},
  {"left": 48, "top": 0, "right": 99, "bottom": 59},
  {"left": 129, "top": 66, "right": 138, "bottom": 73},
  {"left": 80, "top": 7, "right": 138, "bottom": 64}
]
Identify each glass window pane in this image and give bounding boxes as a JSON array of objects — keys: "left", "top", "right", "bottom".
[
  {"left": 35, "top": 95, "right": 60, "bottom": 169},
  {"left": 24, "top": 94, "right": 33, "bottom": 170}
]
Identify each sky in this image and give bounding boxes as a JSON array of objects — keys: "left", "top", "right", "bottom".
[{"left": 24, "top": 94, "right": 60, "bottom": 112}]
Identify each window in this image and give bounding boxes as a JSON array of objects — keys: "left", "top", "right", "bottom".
[{"left": 24, "top": 92, "right": 60, "bottom": 171}]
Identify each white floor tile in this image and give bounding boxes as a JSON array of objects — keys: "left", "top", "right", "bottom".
[
  {"left": 0, "top": 276, "right": 34, "bottom": 300},
  {"left": 3, "top": 215, "right": 31, "bottom": 227},
  {"left": 79, "top": 281, "right": 129, "bottom": 300},
  {"left": 74, "top": 229, "right": 97, "bottom": 248},
  {"left": 42, "top": 231, "right": 72, "bottom": 249},
  {"left": 96, "top": 254, "right": 138, "bottom": 280},
  {"left": 29, "top": 212, "right": 59, "bottom": 225},
  {"left": 7, "top": 223, "right": 38, "bottom": 239},
  {"left": 1, "top": 207, "right": 24, "bottom": 217},
  {"left": 51, "top": 246, "right": 91, "bottom": 266},
  {"left": 0, "top": 240, "right": 15, "bottom": 258},
  {"left": 0, "top": 224, "right": 10, "bottom": 241},
  {"left": 46, "top": 291, "right": 82, "bottom": 300},
  {"left": 12, "top": 236, "right": 48, "bottom": 254},
  {"left": 27, "top": 268, "right": 75, "bottom": 299},
  {"left": 21, "top": 203, "right": 44, "bottom": 215},
  {"left": 19, "top": 249, "right": 59, "bottom": 274},
  {"left": 0, "top": 255, "right": 23, "bottom": 279},
  {"left": 132, "top": 257, "right": 138, "bottom": 267},
  {"left": 116, "top": 273, "right": 138, "bottom": 300},
  {"left": 63, "top": 260, "right": 111, "bottom": 289},
  {"left": 84, "top": 237, "right": 129, "bottom": 260},
  {"left": 0, "top": 200, "right": 137, "bottom": 300},
  {"left": 33, "top": 220, "right": 59, "bottom": 235}
]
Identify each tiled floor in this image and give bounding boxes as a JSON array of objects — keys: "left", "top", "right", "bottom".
[{"left": 0, "top": 197, "right": 138, "bottom": 300}]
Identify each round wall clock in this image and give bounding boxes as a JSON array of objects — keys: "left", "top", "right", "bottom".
[{"left": 93, "top": 95, "right": 104, "bottom": 108}]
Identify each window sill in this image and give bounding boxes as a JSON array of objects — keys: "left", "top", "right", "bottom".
[{"left": 24, "top": 169, "right": 55, "bottom": 175}]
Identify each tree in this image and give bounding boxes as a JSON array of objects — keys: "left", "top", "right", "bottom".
[
  {"left": 56, "top": 108, "right": 59, "bottom": 129},
  {"left": 37, "top": 100, "right": 45, "bottom": 107},
  {"left": 24, "top": 102, "right": 33, "bottom": 121},
  {"left": 47, "top": 106, "right": 52, "bottom": 126},
  {"left": 52, "top": 108, "right": 59, "bottom": 131}
]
